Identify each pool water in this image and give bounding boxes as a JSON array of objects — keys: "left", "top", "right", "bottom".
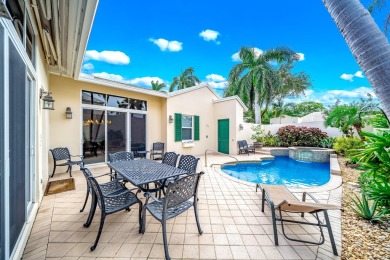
[{"left": 221, "top": 156, "right": 330, "bottom": 188}]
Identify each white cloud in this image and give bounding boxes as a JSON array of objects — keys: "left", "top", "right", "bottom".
[
  {"left": 340, "top": 70, "right": 364, "bottom": 81},
  {"left": 354, "top": 71, "right": 364, "bottom": 78},
  {"left": 199, "top": 29, "right": 220, "bottom": 43},
  {"left": 206, "top": 74, "right": 226, "bottom": 82},
  {"left": 92, "top": 72, "right": 124, "bottom": 81},
  {"left": 84, "top": 50, "right": 130, "bottom": 65},
  {"left": 82, "top": 63, "right": 94, "bottom": 70},
  {"left": 232, "top": 47, "right": 263, "bottom": 62},
  {"left": 326, "top": 86, "right": 375, "bottom": 98},
  {"left": 208, "top": 81, "right": 228, "bottom": 89},
  {"left": 296, "top": 53, "right": 305, "bottom": 61},
  {"left": 128, "top": 76, "right": 166, "bottom": 87},
  {"left": 149, "top": 38, "right": 183, "bottom": 52}
]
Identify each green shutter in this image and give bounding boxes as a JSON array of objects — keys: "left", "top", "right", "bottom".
[
  {"left": 194, "top": 115, "right": 200, "bottom": 141},
  {"left": 174, "top": 113, "right": 182, "bottom": 142}
]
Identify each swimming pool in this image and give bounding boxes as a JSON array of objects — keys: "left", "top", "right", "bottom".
[{"left": 221, "top": 156, "right": 330, "bottom": 188}]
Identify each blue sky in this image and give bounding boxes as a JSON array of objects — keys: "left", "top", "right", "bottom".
[{"left": 82, "top": 0, "right": 387, "bottom": 105}]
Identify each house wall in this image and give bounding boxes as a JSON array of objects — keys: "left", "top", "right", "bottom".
[
  {"left": 213, "top": 99, "right": 243, "bottom": 155},
  {"left": 48, "top": 75, "right": 165, "bottom": 170},
  {"left": 166, "top": 88, "right": 217, "bottom": 156}
]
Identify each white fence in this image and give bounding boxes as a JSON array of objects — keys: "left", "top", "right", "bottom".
[{"left": 238, "top": 121, "right": 374, "bottom": 142}]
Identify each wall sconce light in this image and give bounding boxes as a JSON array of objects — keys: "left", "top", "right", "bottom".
[
  {"left": 169, "top": 115, "right": 174, "bottom": 123},
  {"left": 239, "top": 124, "right": 244, "bottom": 130},
  {"left": 40, "top": 88, "right": 55, "bottom": 110},
  {"left": 65, "top": 107, "right": 73, "bottom": 119}
]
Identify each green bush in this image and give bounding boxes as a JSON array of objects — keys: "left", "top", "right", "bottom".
[
  {"left": 276, "top": 125, "right": 328, "bottom": 147},
  {"left": 333, "top": 137, "right": 364, "bottom": 157},
  {"left": 349, "top": 193, "right": 384, "bottom": 222},
  {"left": 320, "top": 137, "right": 335, "bottom": 148}
]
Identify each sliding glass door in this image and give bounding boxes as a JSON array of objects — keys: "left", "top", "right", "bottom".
[
  {"left": 131, "top": 113, "right": 146, "bottom": 156},
  {"left": 82, "top": 109, "right": 106, "bottom": 164},
  {"left": 107, "top": 111, "right": 127, "bottom": 155}
]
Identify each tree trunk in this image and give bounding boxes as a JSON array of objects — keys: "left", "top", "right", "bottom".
[
  {"left": 323, "top": 0, "right": 390, "bottom": 119},
  {"left": 254, "top": 91, "right": 261, "bottom": 124}
]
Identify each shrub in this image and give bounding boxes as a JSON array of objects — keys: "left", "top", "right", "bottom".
[
  {"left": 251, "top": 125, "right": 264, "bottom": 143},
  {"left": 349, "top": 193, "right": 384, "bottom": 222},
  {"left": 276, "top": 125, "right": 328, "bottom": 147},
  {"left": 333, "top": 137, "right": 364, "bottom": 158},
  {"left": 261, "top": 132, "right": 280, "bottom": 147},
  {"left": 320, "top": 137, "right": 335, "bottom": 148}
]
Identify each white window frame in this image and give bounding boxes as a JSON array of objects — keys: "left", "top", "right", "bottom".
[{"left": 181, "top": 114, "right": 193, "bottom": 142}]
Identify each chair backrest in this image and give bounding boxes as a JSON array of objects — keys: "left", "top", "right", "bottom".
[
  {"left": 109, "top": 151, "right": 134, "bottom": 162},
  {"left": 80, "top": 167, "right": 93, "bottom": 181},
  {"left": 87, "top": 175, "right": 106, "bottom": 211},
  {"left": 177, "top": 155, "right": 199, "bottom": 174},
  {"left": 152, "top": 142, "right": 164, "bottom": 151},
  {"left": 237, "top": 141, "right": 244, "bottom": 149},
  {"left": 242, "top": 140, "right": 249, "bottom": 148},
  {"left": 165, "top": 172, "right": 204, "bottom": 209},
  {"left": 162, "top": 152, "right": 180, "bottom": 167},
  {"left": 50, "top": 147, "right": 71, "bottom": 161}
]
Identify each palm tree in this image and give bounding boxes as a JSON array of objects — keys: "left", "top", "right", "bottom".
[
  {"left": 227, "top": 47, "right": 297, "bottom": 124},
  {"left": 169, "top": 67, "right": 201, "bottom": 92},
  {"left": 151, "top": 80, "right": 166, "bottom": 91},
  {"left": 323, "top": 0, "right": 390, "bottom": 119},
  {"left": 368, "top": 0, "right": 389, "bottom": 36}
]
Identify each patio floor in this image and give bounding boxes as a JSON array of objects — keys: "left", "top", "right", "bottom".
[{"left": 22, "top": 153, "right": 342, "bottom": 260}]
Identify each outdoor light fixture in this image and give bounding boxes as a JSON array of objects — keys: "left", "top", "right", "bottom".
[
  {"left": 169, "top": 115, "right": 174, "bottom": 123},
  {"left": 65, "top": 107, "right": 72, "bottom": 119},
  {"left": 239, "top": 124, "right": 244, "bottom": 130},
  {"left": 40, "top": 88, "right": 55, "bottom": 110}
]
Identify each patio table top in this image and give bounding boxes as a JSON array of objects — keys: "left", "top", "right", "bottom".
[{"left": 108, "top": 159, "right": 188, "bottom": 186}]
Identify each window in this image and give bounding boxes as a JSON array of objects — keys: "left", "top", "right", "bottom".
[
  {"left": 107, "top": 95, "right": 128, "bottom": 108},
  {"left": 82, "top": 91, "right": 106, "bottom": 106},
  {"left": 82, "top": 90, "right": 147, "bottom": 111},
  {"left": 182, "top": 115, "right": 193, "bottom": 141}
]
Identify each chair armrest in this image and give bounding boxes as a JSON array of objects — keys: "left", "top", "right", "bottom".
[
  {"left": 302, "top": 192, "right": 320, "bottom": 203},
  {"left": 71, "top": 155, "right": 84, "bottom": 159},
  {"left": 276, "top": 199, "right": 291, "bottom": 208},
  {"left": 144, "top": 192, "right": 160, "bottom": 203}
]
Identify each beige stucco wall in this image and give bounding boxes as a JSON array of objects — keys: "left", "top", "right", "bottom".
[
  {"left": 48, "top": 75, "right": 165, "bottom": 170},
  {"left": 213, "top": 99, "right": 244, "bottom": 155},
  {"left": 165, "top": 88, "right": 218, "bottom": 156}
]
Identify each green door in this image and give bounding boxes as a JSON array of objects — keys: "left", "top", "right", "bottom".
[{"left": 218, "top": 119, "right": 229, "bottom": 154}]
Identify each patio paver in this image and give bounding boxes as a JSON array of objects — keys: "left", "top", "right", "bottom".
[{"left": 22, "top": 153, "right": 341, "bottom": 259}]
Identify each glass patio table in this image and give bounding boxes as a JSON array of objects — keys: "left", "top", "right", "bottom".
[{"left": 107, "top": 159, "right": 188, "bottom": 193}]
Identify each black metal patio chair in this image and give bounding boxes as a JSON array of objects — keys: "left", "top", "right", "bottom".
[
  {"left": 150, "top": 142, "right": 165, "bottom": 160},
  {"left": 177, "top": 155, "right": 199, "bottom": 173},
  {"left": 79, "top": 167, "right": 126, "bottom": 213},
  {"left": 50, "top": 147, "right": 83, "bottom": 177},
  {"left": 162, "top": 152, "right": 180, "bottom": 167},
  {"left": 242, "top": 140, "right": 256, "bottom": 153},
  {"left": 108, "top": 151, "right": 134, "bottom": 181},
  {"left": 142, "top": 172, "right": 204, "bottom": 260},
  {"left": 81, "top": 167, "right": 142, "bottom": 251}
]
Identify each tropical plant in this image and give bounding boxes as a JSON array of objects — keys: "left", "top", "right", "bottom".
[
  {"left": 367, "top": 0, "right": 390, "bottom": 36},
  {"left": 322, "top": 0, "right": 390, "bottom": 120},
  {"left": 151, "top": 80, "right": 166, "bottom": 91},
  {"left": 169, "top": 67, "right": 201, "bottom": 92},
  {"left": 226, "top": 47, "right": 298, "bottom": 124},
  {"left": 324, "top": 97, "right": 379, "bottom": 139},
  {"left": 365, "top": 177, "right": 390, "bottom": 212},
  {"left": 320, "top": 137, "right": 335, "bottom": 148},
  {"left": 333, "top": 137, "right": 364, "bottom": 158},
  {"left": 366, "top": 112, "right": 390, "bottom": 128},
  {"left": 251, "top": 125, "right": 264, "bottom": 143},
  {"left": 349, "top": 193, "right": 384, "bottom": 222},
  {"left": 283, "top": 101, "right": 325, "bottom": 117},
  {"left": 276, "top": 125, "right": 328, "bottom": 147}
]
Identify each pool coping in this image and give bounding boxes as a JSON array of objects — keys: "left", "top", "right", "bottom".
[{"left": 211, "top": 155, "right": 342, "bottom": 193}]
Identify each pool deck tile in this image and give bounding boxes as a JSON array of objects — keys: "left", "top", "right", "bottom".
[{"left": 22, "top": 153, "right": 342, "bottom": 259}]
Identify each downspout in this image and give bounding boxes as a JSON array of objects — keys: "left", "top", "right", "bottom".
[{"left": 31, "top": 0, "right": 51, "bottom": 63}]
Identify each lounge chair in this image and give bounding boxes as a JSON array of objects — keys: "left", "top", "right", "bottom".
[
  {"left": 257, "top": 184, "right": 340, "bottom": 256},
  {"left": 242, "top": 140, "right": 255, "bottom": 153}
]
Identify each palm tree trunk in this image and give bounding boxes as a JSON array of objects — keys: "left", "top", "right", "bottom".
[
  {"left": 323, "top": 0, "right": 390, "bottom": 119},
  {"left": 254, "top": 91, "right": 261, "bottom": 124}
]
